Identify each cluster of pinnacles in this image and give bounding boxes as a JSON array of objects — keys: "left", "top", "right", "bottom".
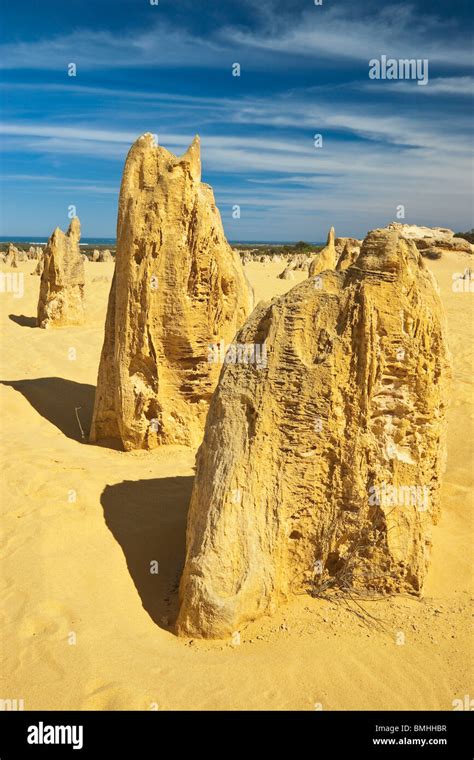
[{"left": 35, "top": 134, "right": 451, "bottom": 639}]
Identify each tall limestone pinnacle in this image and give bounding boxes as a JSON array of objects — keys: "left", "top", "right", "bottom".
[
  {"left": 308, "top": 225, "right": 337, "bottom": 277},
  {"left": 37, "top": 217, "right": 85, "bottom": 328},
  {"left": 90, "top": 133, "right": 253, "bottom": 450},
  {"left": 177, "top": 227, "right": 451, "bottom": 638}
]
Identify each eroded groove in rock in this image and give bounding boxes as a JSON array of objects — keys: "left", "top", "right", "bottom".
[
  {"left": 90, "top": 133, "right": 253, "bottom": 449},
  {"left": 177, "top": 227, "right": 451, "bottom": 638}
]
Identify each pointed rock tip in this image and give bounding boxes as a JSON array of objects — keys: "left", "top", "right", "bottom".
[
  {"left": 179, "top": 134, "right": 201, "bottom": 179},
  {"left": 67, "top": 216, "right": 81, "bottom": 238},
  {"left": 182, "top": 134, "right": 201, "bottom": 158},
  {"left": 48, "top": 227, "right": 63, "bottom": 243},
  {"left": 136, "top": 132, "right": 159, "bottom": 148},
  {"left": 327, "top": 226, "right": 336, "bottom": 245}
]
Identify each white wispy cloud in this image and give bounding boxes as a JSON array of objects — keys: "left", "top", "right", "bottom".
[
  {"left": 0, "top": 26, "right": 216, "bottom": 70},
  {"left": 0, "top": 124, "right": 139, "bottom": 143},
  {"left": 1, "top": 110, "right": 470, "bottom": 205},
  {"left": 1, "top": 173, "right": 118, "bottom": 194},
  {"left": 0, "top": 4, "right": 470, "bottom": 70},
  {"left": 356, "top": 75, "right": 474, "bottom": 96},
  {"left": 2, "top": 75, "right": 471, "bottom": 155},
  {"left": 1, "top": 73, "right": 471, "bottom": 188},
  {"left": 225, "top": 4, "right": 472, "bottom": 66}
]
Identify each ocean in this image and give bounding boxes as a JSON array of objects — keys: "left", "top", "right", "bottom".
[
  {"left": 0, "top": 237, "right": 116, "bottom": 246},
  {"left": 0, "top": 237, "right": 325, "bottom": 247}
]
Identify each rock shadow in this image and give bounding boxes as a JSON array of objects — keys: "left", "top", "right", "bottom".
[
  {"left": 101, "top": 476, "right": 194, "bottom": 630},
  {"left": 8, "top": 314, "right": 37, "bottom": 328},
  {"left": 1, "top": 377, "right": 95, "bottom": 442}
]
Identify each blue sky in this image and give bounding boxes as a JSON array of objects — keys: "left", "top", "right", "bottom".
[{"left": 0, "top": 0, "right": 472, "bottom": 241}]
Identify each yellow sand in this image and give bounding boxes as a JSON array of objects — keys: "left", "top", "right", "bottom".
[{"left": 0, "top": 255, "right": 472, "bottom": 711}]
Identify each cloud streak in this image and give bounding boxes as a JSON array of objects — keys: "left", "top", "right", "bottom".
[{"left": 0, "top": 4, "right": 471, "bottom": 70}]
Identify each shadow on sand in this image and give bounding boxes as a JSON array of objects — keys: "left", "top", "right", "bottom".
[
  {"left": 1, "top": 377, "right": 95, "bottom": 441},
  {"left": 101, "top": 476, "right": 194, "bottom": 630},
  {"left": 8, "top": 314, "right": 37, "bottom": 328}
]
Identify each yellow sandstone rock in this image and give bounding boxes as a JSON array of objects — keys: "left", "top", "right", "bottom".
[
  {"left": 177, "top": 227, "right": 451, "bottom": 638},
  {"left": 31, "top": 256, "right": 44, "bottom": 276},
  {"left": 336, "top": 239, "right": 361, "bottom": 271},
  {"left": 37, "top": 217, "right": 85, "bottom": 328},
  {"left": 5, "top": 243, "right": 27, "bottom": 268},
  {"left": 90, "top": 133, "right": 253, "bottom": 450},
  {"left": 387, "top": 222, "right": 474, "bottom": 255},
  {"left": 335, "top": 236, "right": 361, "bottom": 258}
]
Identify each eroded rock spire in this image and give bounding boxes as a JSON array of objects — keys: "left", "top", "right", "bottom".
[
  {"left": 37, "top": 217, "right": 85, "bottom": 328},
  {"left": 90, "top": 134, "right": 253, "bottom": 449},
  {"left": 177, "top": 227, "right": 451, "bottom": 638}
]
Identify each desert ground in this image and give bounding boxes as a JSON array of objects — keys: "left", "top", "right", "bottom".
[{"left": 0, "top": 253, "right": 472, "bottom": 710}]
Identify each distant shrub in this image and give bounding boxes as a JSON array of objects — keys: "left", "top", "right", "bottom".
[
  {"left": 423, "top": 249, "right": 443, "bottom": 260},
  {"left": 454, "top": 229, "right": 474, "bottom": 244},
  {"left": 293, "top": 241, "right": 313, "bottom": 251}
]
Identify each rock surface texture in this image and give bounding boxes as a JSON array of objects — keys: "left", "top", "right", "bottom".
[
  {"left": 387, "top": 222, "right": 474, "bottom": 255},
  {"left": 177, "top": 227, "right": 451, "bottom": 638},
  {"left": 90, "top": 133, "right": 253, "bottom": 450},
  {"left": 335, "top": 237, "right": 362, "bottom": 258},
  {"left": 37, "top": 218, "right": 85, "bottom": 328},
  {"left": 336, "top": 239, "right": 361, "bottom": 271}
]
